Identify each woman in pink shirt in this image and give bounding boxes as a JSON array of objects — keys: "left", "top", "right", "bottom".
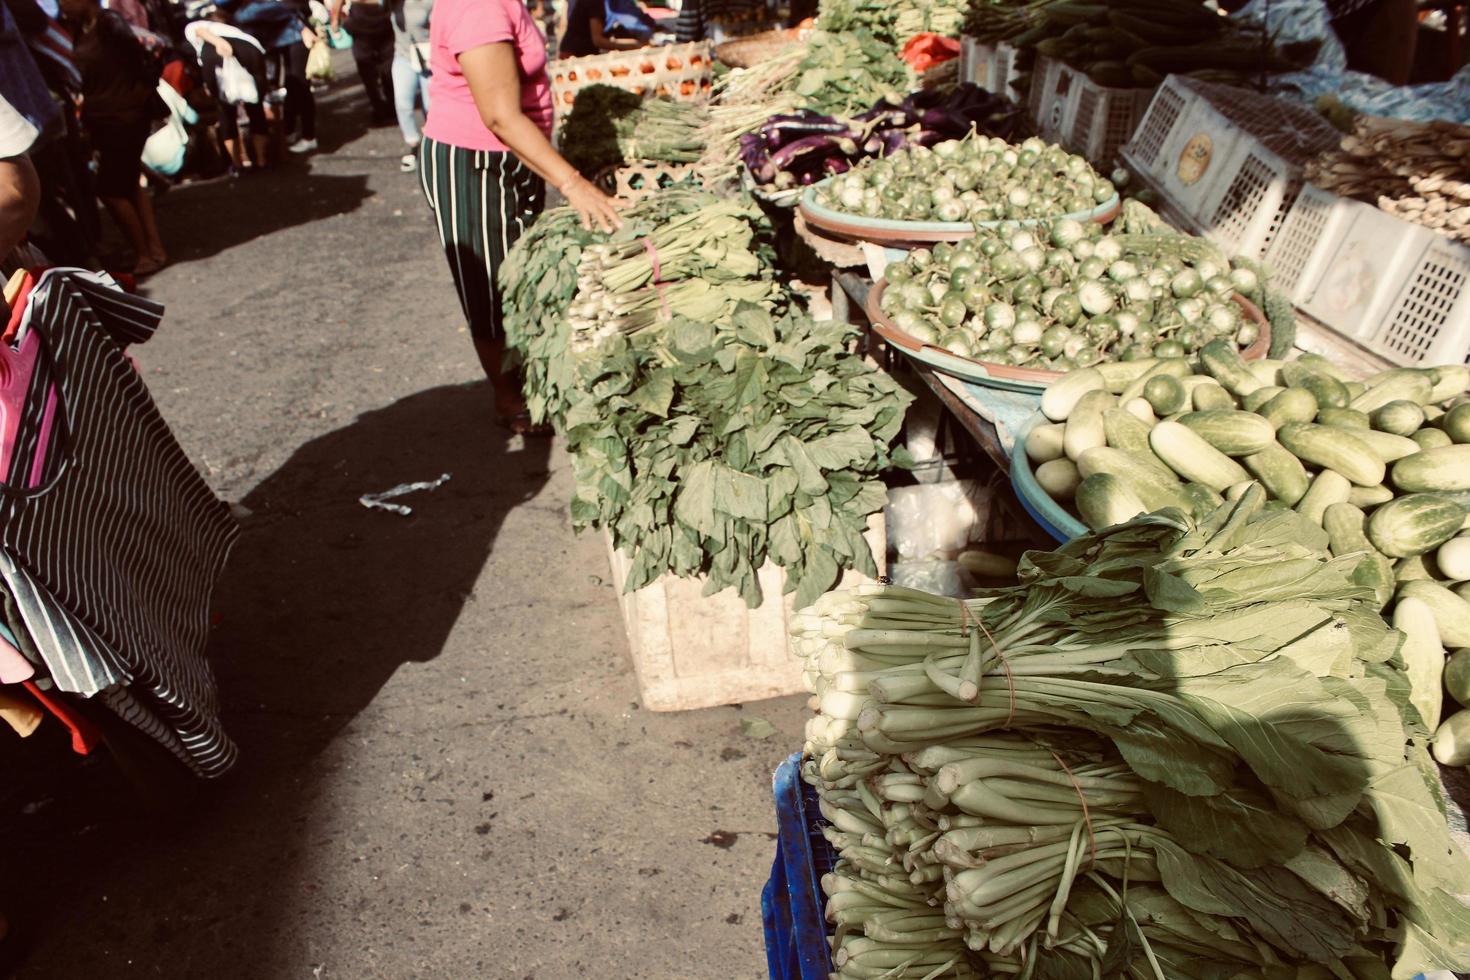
[{"left": 418, "top": 0, "right": 619, "bottom": 433}]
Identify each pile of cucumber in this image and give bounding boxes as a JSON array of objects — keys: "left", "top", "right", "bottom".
[
  {"left": 813, "top": 135, "right": 1115, "bottom": 225},
  {"left": 1027, "top": 351, "right": 1470, "bottom": 767},
  {"left": 877, "top": 218, "right": 1259, "bottom": 371}
]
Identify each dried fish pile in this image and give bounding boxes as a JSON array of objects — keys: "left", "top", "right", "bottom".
[{"left": 1306, "top": 116, "right": 1470, "bottom": 243}]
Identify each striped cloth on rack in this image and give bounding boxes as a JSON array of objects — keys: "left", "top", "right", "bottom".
[{"left": 0, "top": 269, "right": 240, "bottom": 776}]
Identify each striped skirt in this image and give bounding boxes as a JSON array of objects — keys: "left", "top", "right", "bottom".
[{"left": 417, "top": 136, "right": 546, "bottom": 342}]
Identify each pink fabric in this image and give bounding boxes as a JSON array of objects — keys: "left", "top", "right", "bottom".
[
  {"left": 423, "top": 0, "right": 554, "bottom": 152},
  {"left": 0, "top": 273, "right": 57, "bottom": 489},
  {"left": 0, "top": 638, "right": 34, "bottom": 684}
]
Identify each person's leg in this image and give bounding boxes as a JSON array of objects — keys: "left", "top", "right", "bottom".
[
  {"left": 246, "top": 102, "right": 270, "bottom": 167},
  {"left": 132, "top": 183, "right": 165, "bottom": 265},
  {"left": 391, "top": 51, "right": 421, "bottom": 146},
  {"left": 285, "top": 42, "right": 316, "bottom": 145},
  {"left": 101, "top": 194, "right": 148, "bottom": 264},
  {"left": 0, "top": 154, "right": 40, "bottom": 258}
]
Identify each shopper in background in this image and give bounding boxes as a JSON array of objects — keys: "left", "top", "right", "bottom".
[
  {"left": 558, "top": 0, "right": 654, "bottom": 58},
  {"left": 184, "top": 13, "right": 270, "bottom": 174},
  {"left": 390, "top": 0, "right": 431, "bottom": 172},
  {"left": 331, "top": 0, "right": 395, "bottom": 124},
  {"left": 229, "top": 0, "right": 318, "bottom": 153},
  {"left": 417, "top": 0, "right": 619, "bottom": 432},
  {"left": 58, "top": 0, "right": 168, "bottom": 274}
]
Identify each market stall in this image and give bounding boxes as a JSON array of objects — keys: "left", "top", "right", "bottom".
[{"left": 519, "top": 0, "right": 1470, "bottom": 973}]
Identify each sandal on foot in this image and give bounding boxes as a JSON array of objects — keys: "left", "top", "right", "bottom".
[{"left": 498, "top": 410, "right": 553, "bottom": 438}]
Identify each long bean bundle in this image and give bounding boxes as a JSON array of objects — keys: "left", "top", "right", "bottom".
[{"left": 795, "top": 486, "right": 1470, "bottom": 977}]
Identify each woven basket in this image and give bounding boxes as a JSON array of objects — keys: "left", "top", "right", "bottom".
[
  {"left": 550, "top": 41, "right": 713, "bottom": 122},
  {"left": 714, "top": 27, "right": 805, "bottom": 69},
  {"left": 595, "top": 161, "right": 700, "bottom": 204}
]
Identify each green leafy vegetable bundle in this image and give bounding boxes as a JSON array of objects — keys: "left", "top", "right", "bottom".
[
  {"left": 818, "top": 0, "right": 968, "bottom": 47},
  {"left": 795, "top": 487, "right": 1470, "bottom": 978},
  {"left": 775, "top": 30, "right": 914, "bottom": 118},
  {"left": 559, "top": 86, "right": 710, "bottom": 179},
  {"left": 565, "top": 306, "right": 912, "bottom": 608},
  {"left": 500, "top": 189, "right": 776, "bottom": 430}
]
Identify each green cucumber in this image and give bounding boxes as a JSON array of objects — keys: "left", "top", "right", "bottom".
[
  {"left": 1077, "top": 447, "right": 1187, "bottom": 511},
  {"left": 1026, "top": 422, "right": 1068, "bottom": 463},
  {"left": 1413, "top": 428, "right": 1454, "bottom": 450},
  {"left": 1149, "top": 420, "right": 1250, "bottom": 492},
  {"left": 1041, "top": 367, "right": 1107, "bottom": 422},
  {"left": 1323, "top": 502, "right": 1394, "bottom": 608},
  {"left": 1443, "top": 649, "right": 1470, "bottom": 708},
  {"left": 1433, "top": 709, "right": 1470, "bottom": 765},
  {"left": 1143, "top": 375, "right": 1188, "bottom": 416},
  {"left": 1276, "top": 423, "right": 1386, "bottom": 487},
  {"left": 1347, "top": 484, "right": 1395, "bottom": 509},
  {"left": 1191, "top": 382, "right": 1235, "bottom": 412},
  {"left": 1398, "top": 580, "right": 1470, "bottom": 649},
  {"left": 1258, "top": 387, "right": 1318, "bottom": 427},
  {"left": 1437, "top": 537, "right": 1470, "bottom": 582},
  {"left": 1241, "top": 442, "right": 1309, "bottom": 506},
  {"left": 1076, "top": 473, "right": 1147, "bottom": 530},
  {"left": 1351, "top": 428, "right": 1421, "bottom": 463},
  {"left": 1318, "top": 407, "right": 1369, "bottom": 429},
  {"left": 1103, "top": 408, "right": 1154, "bottom": 454},
  {"left": 1367, "top": 493, "right": 1469, "bottom": 558},
  {"left": 1096, "top": 359, "right": 1161, "bottom": 394},
  {"left": 1350, "top": 368, "right": 1433, "bottom": 413},
  {"left": 1371, "top": 400, "right": 1427, "bottom": 436},
  {"left": 1181, "top": 482, "right": 1224, "bottom": 516},
  {"left": 1393, "top": 444, "right": 1470, "bottom": 493},
  {"left": 1428, "top": 365, "right": 1470, "bottom": 405},
  {"left": 1295, "top": 470, "right": 1352, "bottom": 526},
  {"left": 1199, "top": 339, "right": 1262, "bottom": 397},
  {"left": 1242, "top": 386, "right": 1284, "bottom": 414},
  {"left": 1442, "top": 403, "right": 1470, "bottom": 444},
  {"left": 1176, "top": 410, "right": 1275, "bottom": 456}
]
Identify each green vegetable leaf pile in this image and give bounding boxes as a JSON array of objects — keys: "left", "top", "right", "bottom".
[
  {"left": 500, "top": 188, "right": 771, "bottom": 430},
  {"left": 558, "top": 86, "right": 710, "bottom": 179},
  {"left": 817, "top": 0, "right": 968, "bottom": 47},
  {"left": 797, "top": 487, "right": 1470, "bottom": 978},
  {"left": 564, "top": 305, "right": 912, "bottom": 609},
  {"left": 774, "top": 30, "right": 914, "bottom": 118}
]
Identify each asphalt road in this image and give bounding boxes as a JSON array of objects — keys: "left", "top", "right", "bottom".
[{"left": 0, "top": 65, "right": 808, "bottom": 979}]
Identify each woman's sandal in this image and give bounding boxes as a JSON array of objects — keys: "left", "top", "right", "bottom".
[{"left": 498, "top": 410, "right": 553, "bottom": 438}]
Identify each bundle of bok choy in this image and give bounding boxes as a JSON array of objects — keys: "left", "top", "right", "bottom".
[{"left": 795, "top": 486, "right": 1470, "bottom": 978}]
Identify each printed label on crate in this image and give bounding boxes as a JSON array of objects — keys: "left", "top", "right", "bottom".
[{"left": 1177, "top": 133, "right": 1213, "bottom": 186}]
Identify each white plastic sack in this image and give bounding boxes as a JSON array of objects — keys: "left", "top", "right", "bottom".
[
  {"left": 217, "top": 55, "right": 259, "bottom": 105},
  {"left": 142, "top": 81, "right": 196, "bottom": 176},
  {"left": 886, "top": 480, "right": 999, "bottom": 562}
]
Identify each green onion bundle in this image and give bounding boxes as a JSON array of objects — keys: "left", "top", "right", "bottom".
[
  {"left": 560, "top": 87, "right": 710, "bottom": 179},
  {"left": 794, "top": 487, "right": 1470, "bottom": 977}
]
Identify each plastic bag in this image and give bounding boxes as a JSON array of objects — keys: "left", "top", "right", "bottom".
[
  {"left": 217, "top": 55, "right": 259, "bottom": 105},
  {"left": 899, "top": 33, "right": 961, "bottom": 74},
  {"left": 306, "top": 41, "right": 333, "bottom": 81},
  {"left": 142, "top": 81, "right": 196, "bottom": 176}
]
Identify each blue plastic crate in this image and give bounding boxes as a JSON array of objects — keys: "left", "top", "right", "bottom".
[{"left": 762, "top": 753, "right": 836, "bottom": 980}]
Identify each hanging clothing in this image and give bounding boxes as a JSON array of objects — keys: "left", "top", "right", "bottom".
[
  {"left": 22, "top": 679, "right": 101, "bottom": 752},
  {"left": 1, "top": 269, "right": 239, "bottom": 776}
]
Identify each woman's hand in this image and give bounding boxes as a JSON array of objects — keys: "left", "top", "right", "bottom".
[
  {"left": 301, "top": 26, "right": 318, "bottom": 46},
  {"left": 560, "top": 174, "right": 623, "bottom": 232},
  {"left": 212, "top": 38, "right": 233, "bottom": 58}
]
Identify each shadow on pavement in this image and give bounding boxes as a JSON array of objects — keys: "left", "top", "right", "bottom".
[{"left": 0, "top": 381, "right": 548, "bottom": 977}]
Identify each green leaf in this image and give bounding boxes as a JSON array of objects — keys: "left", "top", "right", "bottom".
[
  {"left": 1141, "top": 781, "right": 1309, "bottom": 869},
  {"left": 712, "top": 464, "right": 767, "bottom": 522},
  {"left": 791, "top": 547, "right": 839, "bottom": 612},
  {"left": 673, "top": 460, "right": 719, "bottom": 534},
  {"left": 803, "top": 428, "right": 875, "bottom": 470}
]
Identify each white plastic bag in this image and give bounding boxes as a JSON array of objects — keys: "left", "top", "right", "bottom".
[
  {"left": 142, "top": 82, "right": 194, "bottom": 176},
  {"left": 218, "top": 55, "right": 259, "bottom": 105}
]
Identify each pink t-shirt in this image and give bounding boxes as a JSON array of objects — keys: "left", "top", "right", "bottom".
[{"left": 423, "top": 0, "right": 555, "bottom": 152}]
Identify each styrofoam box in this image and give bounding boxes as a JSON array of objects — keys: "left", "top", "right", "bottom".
[
  {"left": 1262, "top": 183, "right": 1367, "bottom": 304},
  {"left": 604, "top": 517, "right": 886, "bottom": 711}
]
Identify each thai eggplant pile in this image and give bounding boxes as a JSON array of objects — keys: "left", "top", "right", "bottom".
[
  {"left": 1029, "top": 358, "right": 1470, "bottom": 770},
  {"left": 795, "top": 489, "right": 1470, "bottom": 978},
  {"left": 500, "top": 189, "right": 778, "bottom": 430},
  {"left": 878, "top": 220, "right": 1261, "bottom": 371},
  {"left": 813, "top": 135, "right": 1115, "bottom": 223},
  {"left": 740, "top": 86, "right": 1028, "bottom": 192},
  {"left": 566, "top": 307, "right": 911, "bottom": 608},
  {"left": 558, "top": 86, "right": 709, "bottom": 180}
]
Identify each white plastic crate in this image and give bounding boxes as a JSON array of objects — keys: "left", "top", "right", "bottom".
[
  {"left": 1300, "top": 205, "right": 1438, "bottom": 348},
  {"left": 1120, "top": 75, "right": 1340, "bottom": 260},
  {"left": 1365, "top": 236, "right": 1470, "bottom": 366},
  {"left": 603, "top": 517, "right": 885, "bottom": 711},
  {"left": 959, "top": 37, "right": 987, "bottom": 87},
  {"left": 1030, "top": 56, "right": 1153, "bottom": 167},
  {"left": 990, "top": 42, "right": 1020, "bottom": 97},
  {"left": 1262, "top": 183, "right": 1365, "bottom": 304}
]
